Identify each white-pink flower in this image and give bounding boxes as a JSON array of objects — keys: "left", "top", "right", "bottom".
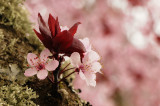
[
  {"left": 24, "top": 49, "right": 59, "bottom": 80},
  {"left": 70, "top": 51, "right": 101, "bottom": 87},
  {"left": 79, "top": 37, "right": 92, "bottom": 52}
]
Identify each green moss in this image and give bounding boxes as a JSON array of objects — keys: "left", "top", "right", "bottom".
[
  {"left": 0, "top": 0, "right": 42, "bottom": 49},
  {"left": 0, "top": 0, "right": 31, "bottom": 35},
  {"left": 0, "top": 0, "right": 89, "bottom": 105},
  {"left": 0, "top": 0, "right": 43, "bottom": 86},
  {"left": 0, "top": 25, "right": 34, "bottom": 84},
  {"left": 0, "top": 83, "right": 38, "bottom": 106}
]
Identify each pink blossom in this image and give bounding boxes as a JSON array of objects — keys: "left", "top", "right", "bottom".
[
  {"left": 70, "top": 51, "right": 101, "bottom": 87},
  {"left": 79, "top": 37, "right": 91, "bottom": 52},
  {"left": 24, "top": 49, "right": 59, "bottom": 80},
  {"left": 25, "top": 0, "right": 160, "bottom": 105}
]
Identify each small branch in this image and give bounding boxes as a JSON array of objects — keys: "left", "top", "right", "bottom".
[
  {"left": 52, "top": 56, "right": 63, "bottom": 89},
  {"left": 48, "top": 76, "right": 54, "bottom": 83},
  {"left": 58, "top": 63, "right": 71, "bottom": 77},
  {"left": 57, "top": 71, "right": 76, "bottom": 84},
  {"left": 60, "top": 67, "right": 76, "bottom": 74}
]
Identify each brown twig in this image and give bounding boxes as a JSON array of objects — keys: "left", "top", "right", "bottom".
[{"left": 57, "top": 71, "right": 76, "bottom": 84}]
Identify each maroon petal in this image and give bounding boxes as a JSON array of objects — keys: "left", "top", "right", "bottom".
[
  {"left": 38, "top": 13, "right": 46, "bottom": 27},
  {"left": 38, "top": 13, "right": 51, "bottom": 37},
  {"left": 69, "top": 22, "right": 81, "bottom": 36},
  {"left": 33, "top": 29, "right": 44, "bottom": 42},
  {"left": 62, "top": 38, "right": 86, "bottom": 58},
  {"left": 34, "top": 29, "right": 53, "bottom": 50},
  {"left": 53, "top": 30, "right": 73, "bottom": 52},
  {"left": 48, "top": 14, "right": 56, "bottom": 37},
  {"left": 55, "top": 17, "right": 61, "bottom": 35}
]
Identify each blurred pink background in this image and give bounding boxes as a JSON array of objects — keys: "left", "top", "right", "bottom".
[{"left": 25, "top": 0, "right": 160, "bottom": 106}]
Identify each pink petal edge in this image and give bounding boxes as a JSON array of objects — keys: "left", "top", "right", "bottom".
[
  {"left": 40, "top": 48, "right": 51, "bottom": 63},
  {"left": 70, "top": 52, "right": 81, "bottom": 67},
  {"left": 91, "top": 62, "right": 102, "bottom": 73},
  {"left": 24, "top": 67, "right": 38, "bottom": 77},
  {"left": 37, "top": 69, "right": 48, "bottom": 80},
  {"left": 27, "top": 53, "right": 39, "bottom": 66},
  {"left": 45, "top": 60, "right": 59, "bottom": 71}
]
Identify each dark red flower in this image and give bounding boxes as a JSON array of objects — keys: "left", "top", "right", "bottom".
[{"left": 34, "top": 13, "right": 86, "bottom": 57}]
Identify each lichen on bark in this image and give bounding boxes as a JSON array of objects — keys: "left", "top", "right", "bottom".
[
  {"left": 0, "top": 83, "right": 38, "bottom": 105},
  {"left": 0, "top": 0, "right": 90, "bottom": 105},
  {"left": 0, "top": 0, "right": 42, "bottom": 105},
  {"left": 0, "top": 0, "right": 41, "bottom": 85}
]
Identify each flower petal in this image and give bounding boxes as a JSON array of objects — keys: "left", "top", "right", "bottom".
[
  {"left": 27, "top": 53, "right": 39, "bottom": 66},
  {"left": 40, "top": 48, "right": 51, "bottom": 63},
  {"left": 84, "top": 71, "right": 96, "bottom": 87},
  {"left": 38, "top": 13, "right": 51, "bottom": 37},
  {"left": 55, "top": 17, "right": 61, "bottom": 34},
  {"left": 24, "top": 67, "right": 37, "bottom": 77},
  {"left": 45, "top": 60, "right": 59, "bottom": 71},
  {"left": 54, "top": 30, "right": 73, "bottom": 51},
  {"left": 79, "top": 70, "right": 96, "bottom": 87},
  {"left": 90, "top": 62, "right": 102, "bottom": 73},
  {"left": 48, "top": 14, "right": 56, "bottom": 37},
  {"left": 79, "top": 70, "right": 86, "bottom": 80},
  {"left": 64, "top": 38, "right": 86, "bottom": 58},
  {"left": 37, "top": 69, "right": 48, "bottom": 80},
  {"left": 80, "top": 37, "right": 91, "bottom": 52},
  {"left": 83, "top": 50, "right": 100, "bottom": 64},
  {"left": 33, "top": 29, "right": 44, "bottom": 43},
  {"left": 33, "top": 29, "right": 53, "bottom": 51},
  {"left": 70, "top": 52, "right": 81, "bottom": 67},
  {"left": 69, "top": 22, "right": 81, "bottom": 36},
  {"left": 90, "top": 50, "right": 100, "bottom": 61},
  {"left": 88, "top": 78, "right": 96, "bottom": 87}
]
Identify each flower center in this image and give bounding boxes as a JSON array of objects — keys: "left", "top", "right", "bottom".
[
  {"left": 79, "top": 64, "right": 91, "bottom": 73},
  {"left": 36, "top": 63, "right": 45, "bottom": 71}
]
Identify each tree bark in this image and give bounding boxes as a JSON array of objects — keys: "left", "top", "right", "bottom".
[{"left": 0, "top": 0, "right": 91, "bottom": 105}]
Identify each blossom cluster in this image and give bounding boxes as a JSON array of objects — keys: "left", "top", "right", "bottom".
[
  {"left": 24, "top": 13, "right": 101, "bottom": 87},
  {"left": 25, "top": 0, "right": 160, "bottom": 105},
  {"left": 70, "top": 38, "right": 102, "bottom": 86}
]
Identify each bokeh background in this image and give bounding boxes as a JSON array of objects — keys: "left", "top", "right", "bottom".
[{"left": 25, "top": 0, "right": 160, "bottom": 106}]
